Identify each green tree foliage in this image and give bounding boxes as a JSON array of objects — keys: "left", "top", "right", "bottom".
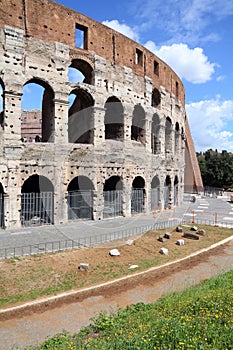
[{"left": 197, "top": 149, "right": 233, "bottom": 189}]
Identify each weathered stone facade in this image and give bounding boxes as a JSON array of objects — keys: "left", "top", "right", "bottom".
[{"left": 0, "top": 0, "right": 202, "bottom": 229}]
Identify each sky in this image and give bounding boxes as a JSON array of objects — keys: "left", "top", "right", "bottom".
[{"left": 52, "top": 0, "right": 233, "bottom": 153}]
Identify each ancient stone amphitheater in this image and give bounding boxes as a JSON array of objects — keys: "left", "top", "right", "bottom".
[{"left": 0, "top": 0, "right": 203, "bottom": 229}]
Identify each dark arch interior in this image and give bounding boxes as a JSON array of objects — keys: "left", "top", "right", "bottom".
[
  {"left": 131, "top": 105, "right": 145, "bottom": 143},
  {"left": 104, "top": 176, "right": 123, "bottom": 191},
  {"left": 22, "top": 175, "right": 54, "bottom": 193},
  {"left": 151, "top": 176, "right": 160, "bottom": 188},
  {"left": 132, "top": 176, "right": 145, "bottom": 189},
  {"left": 165, "top": 175, "right": 171, "bottom": 186},
  {"left": 70, "top": 59, "right": 94, "bottom": 85},
  {"left": 104, "top": 96, "right": 124, "bottom": 140},
  {"left": 68, "top": 176, "right": 94, "bottom": 192}
]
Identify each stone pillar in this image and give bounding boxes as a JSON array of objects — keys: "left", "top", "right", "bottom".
[
  {"left": 160, "top": 118, "right": 166, "bottom": 156},
  {"left": 4, "top": 163, "right": 21, "bottom": 228},
  {"left": 3, "top": 90, "right": 22, "bottom": 144},
  {"left": 93, "top": 106, "right": 105, "bottom": 146},
  {"left": 54, "top": 97, "right": 69, "bottom": 144},
  {"left": 124, "top": 104, "right": 134, "bottom": 141},
  {"left": 122, "top": 178, "right": 131, "bottom": 217},
  {"left": 93, "top": 185, "right": 104, "bottom": 220},
  {"left": 145, "top": 115, "right": 152, "bottom": 152}
]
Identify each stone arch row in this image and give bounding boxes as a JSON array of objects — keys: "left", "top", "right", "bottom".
[
  {"left": 0, "top": 78, "right": 184, "bottom": 152},
  {"left": 0, "top": 173, "right": 179, "bottom": 228}
]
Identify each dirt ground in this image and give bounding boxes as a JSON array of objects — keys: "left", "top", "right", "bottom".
[{"left": 0, "top": 226, "right": 233, "bottom": 350}]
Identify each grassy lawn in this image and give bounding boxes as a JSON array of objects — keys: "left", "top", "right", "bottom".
[
  {"left": 25, "top": 269, "right": 233, "bottom": 349},
  {"left": 0, "top": 224, "right": 232, "bottom": 309}
]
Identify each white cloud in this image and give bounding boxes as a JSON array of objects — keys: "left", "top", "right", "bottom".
[
  {"left": 145, "top": 41, "right": 216, "bottom": 84},
  {"left": 130, "top": 0, "right": 233, "bottom": 45},
  {"left": 102, "top": 20, "right": 139, "bottom": 42},
  {"left": 186, "top": 96, "right": 233, "bottom": 152}
]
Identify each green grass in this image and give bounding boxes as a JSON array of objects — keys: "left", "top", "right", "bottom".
[{"left": 25, "top": 269, "right": 233, "bottom": 349}]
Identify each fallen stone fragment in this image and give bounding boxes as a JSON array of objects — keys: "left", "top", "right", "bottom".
[
  {"left": 197, "top": 228, "right": 206, "bottom": 236},
  {"left": 158, "top": 236, "right": 165, "bottom": 242},
  {"left": 129, "top": 264, "right": 139, "bottom": 269},
  {"left": 176, "top": 239, "right": 185, "bottom": 246},
  {"left": 109, "top": 248, "right": 120, "bottom": 256},
  {"left": 191, "top": 226, "right": 198, "bottom": 231},
  {"left": 176, "top": 226, "right": 183, "bottom": 232},
  {"left": 78, "top": 263, "right": 89, "bottom": 271},
  {"left": 126, "top": 239, "right": 134, "bottom": 245},
  {"left": 159, "top": 247, "right": 168, "bottom": 255},
  {"left": 183, "top": 232, "right": 200, "bottom": 240},
  {"left": 164, "top": 232, "right": 172, "bottom": 239}
]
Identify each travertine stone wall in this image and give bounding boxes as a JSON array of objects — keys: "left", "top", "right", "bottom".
[{"left": 0, "top": 0, "right": 202, "bottom": 229}]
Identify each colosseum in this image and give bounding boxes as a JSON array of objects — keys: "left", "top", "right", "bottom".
[{"left": 0, "top": 0, "right": 203, "bottom": 229}]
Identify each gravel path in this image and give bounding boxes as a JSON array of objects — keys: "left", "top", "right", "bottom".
[{"left": 0, "top": 236, "right": 233, "bottom": 350}]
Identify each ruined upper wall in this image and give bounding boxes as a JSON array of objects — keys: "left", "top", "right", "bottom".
[{"left": 0, "top": 0, "right": 185, "bottom": 106}]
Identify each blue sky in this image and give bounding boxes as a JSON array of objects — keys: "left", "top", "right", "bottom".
[{"left": 54, "top": 0, "right": 233, "bottom": 153}]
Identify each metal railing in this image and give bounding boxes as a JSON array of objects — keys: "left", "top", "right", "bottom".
[
  {"left": 1, "top": 217, "right": 232, "bottom": 260},
  {"left": 0, "top": 219, "right": 180, "bottom": 260}
]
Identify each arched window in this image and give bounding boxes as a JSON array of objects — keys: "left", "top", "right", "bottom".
[
  {"left": 68, "top": 88, "right": 94, "bottom": 144},
  {"left": 0, "top": 79, "right": 5, "bottom": 129},
  {"left": 131, "top": 105, "right": 146, "bottom": 144},
  {"left": 174, "top": 176, "right": 179, "bottom": 205},
  {"left": 165, "top": 117, "right": 173, "bottom": 153},
  {"left": 103, "top": 176, "right": 123, "bottom": 218},
  {"left": 0, "top": 182, "right": 4, "bottom": 228},
  {"left": 69, "top": 59, "right": 94, "bottom": 85},
  {"left": 151, "top": 113, "right": 160, "bottom": 154},
  {"left": 131, "top": 176, "right": 145, "bottom": 214},
  {"left": 21, "top": 174, "right": 54, "bottom": 226},
  {"left": 175, "top": 122, "right": 180, "bottom": 152},
  {"left": 67, "top": 176, "right": 94, "bottom": 220},
  {"left": 164, "top": 175, "right": 171, "bottom": 209},
  {"left": 151, "top": 176, "right": 160, "bottom": 211},
  {"left": 22, "top": 79, "right": 55, "bottom": 142},
  {"left": 104, "top": 97, "right": 124, "bottom": 141},
  {"left": 151, "top": 88, "right": 161, "bottom": 107}
]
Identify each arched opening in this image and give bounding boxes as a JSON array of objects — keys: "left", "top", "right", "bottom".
[
  {"left": 174, "top": 176, "right": 179, "bottom": 205},
  {"left": 68, "top": 88, "right": 94, "bottom": 144},
  {"left": 164, "top": 175, "right": 171, "bottom": 209},
  {"left": 151, "top": 88, "right": 161, "bottom": 108},
  {"left": 67, "top": 176, "right": 94, "bottom": 220},
  {"left": 151, "top": 113, "right": 160, "bottom": 154},
  {"left": 21, "top": 174, "right": 54, "bottom": 226},
  {"left": 131, "top": 105, "right": 146, "bottom": 144},
  {"left": 0, "top": 80, "right": 4, "bottom": 129},
  {"left": 165, "top": 117, "right": 173, "bottom": 153},
  {"left": 151, "top": 176, "right": 160, "bottom": 211},
  {"left": 103, "top": 176, "right": 123, "bottom": 218},
  {"left": 104, "top": 97, "right": 124, "bottom": 141},
  {"left": 22, "top": 79, "right": 55, "bottom": 142},
  {"left": 69, "top": 59, "right": 94, "bottom": 85},
  {"left": 175, "top": 122, "right": 180, "bottom": 152},
  {"left": 0, "top": 183, "right": 4, "bottom": 228},
  {"left": 131, "top": 176, "right": 145, "bottom": 214}
]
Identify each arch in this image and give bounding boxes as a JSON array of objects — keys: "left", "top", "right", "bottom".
[
  {"left": 151, "top": 175, "right": 160, "bottom": 211},
  {"left": 151, "top": 113, "right": 160, "bottom": 154},
  {"left": 164, "top": 175, "right": 171, "bottom": 209},
  {"left": 0, "top": 182, "right": 4, "bottom": 228},
  {"left": 22, "top": 79, "right": 55, "bottom": 142},
  {"left": 69, "top": 59, "right": 94, "bottom": 85},
  {"left": 67, "top": 176, "right": 94, "bottom": 220},
  {"left": 131, "top": 105, "right": 146, "bottom": 144},
  {"left": 151, "top": 88, "right": 161, "bottom": 107},
  {"left": 174, "top": 175, "right": 179, "bottom": 205},
  {"left": 68, "top": 88, "right": 94, "bottom": 144},
  {"left": 0, "top": 79, "right": 5, "bottom": 129},
  {"left": 165, "top": 117, "right": 173, "bottom": 153},
  {"left": 104, "top": 96, "right": 124, "bottom": 141},
  {"left": 131, "top": 176, "right": 146, "bottom": 214},
  {"left": 175, "top": 122, "right": 180, "bottom": 152},
  {"left": 103, "top": 175, "right": 123, "bottom": 218},
  {"left": 21, "top": 174, "right": 54, "bottom": 226}
]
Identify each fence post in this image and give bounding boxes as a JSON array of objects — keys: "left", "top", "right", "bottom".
[
  {"left": 192, "top": 210, "right": 195, "bottom": 224},
  {"left": 214, "top": 212, "right": 218, "bottom": 227}
]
